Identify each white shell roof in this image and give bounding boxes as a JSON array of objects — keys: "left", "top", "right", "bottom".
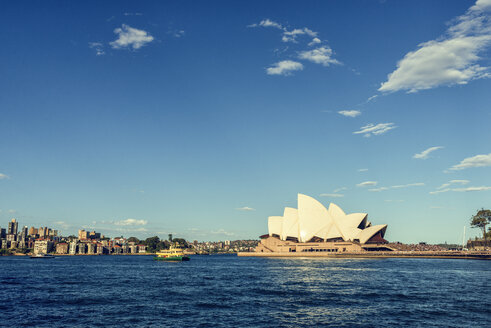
[{"left": 267, "top": 194, "right": 387, "bottom": 244}]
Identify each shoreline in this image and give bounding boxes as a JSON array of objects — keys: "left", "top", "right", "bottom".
[{"left": 237, "top": 251, "right": 491, "bottom": 260}]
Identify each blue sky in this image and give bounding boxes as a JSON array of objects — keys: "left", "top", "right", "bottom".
[{"left": 1, "top": 0, "right": 490, "bottom": 243}]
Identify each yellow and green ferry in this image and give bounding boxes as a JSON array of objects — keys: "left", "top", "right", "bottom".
[{"left": 154, "top": 245, "right": 190, "bottom": 261}]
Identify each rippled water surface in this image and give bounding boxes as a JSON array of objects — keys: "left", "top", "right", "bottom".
[{"left": 1, "top": 255, "right": 489, "bottom": 327}]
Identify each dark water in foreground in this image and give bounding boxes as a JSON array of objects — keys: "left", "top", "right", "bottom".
[{"left": 0, "top": 255, "right": 489, "bottom": 327}]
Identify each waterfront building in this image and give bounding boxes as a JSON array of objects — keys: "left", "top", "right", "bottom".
[
  {"left": 1, "top": 239, "right": 8, "bottom": 249},
  {"left": 96, "top": 243, "right": 104, "bottom": 254},
  {"left": 78, "top": 243, "right": 87, "bottom": 254},
  {"left": 87, "top": 243, "right": 95, "bottom": 254},
  {"left": 129, "top": 245, "right": 138, "bottom": 254},
  {"left": 138, "top": 245, "right": 146, "bottom": 253},
  {"left": 69, "top": 242, "right": 77, "bottom": 255},
  {"left": 9, "top": 241, "right": 18, "bottom": 249},
  {"left": 256, "top": 194, "right": 391, "bottom": 254},
  {"left": 56, "top": 243, "right": 69, "bottom": 254},
  {"left": 0, "top": 227, "right": 5, "bottom": 239},
  {"left": 113, "top": 244, "right": 122, "bottom": 254},
  {"left": 34, "top": 240, "right": 54, "bottom": 254}
]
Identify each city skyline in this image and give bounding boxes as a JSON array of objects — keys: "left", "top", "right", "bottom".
[{"left": 1, "top": 0, "right": 491, "bottom": 243}]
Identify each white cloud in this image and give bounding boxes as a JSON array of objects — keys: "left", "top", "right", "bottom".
[
  {"left": 110, "top": 24, "right": 154, "bottom": 50},
  {"left": 333, "top": 187, "right": 348, "bottom": 193},
  {"left": 236, "top": 206, "right": 255, "bottom": 211},
  {"left": 298, "top": 46, "right": 340, "bottom": 66},
  {"left": 448, "top": 152, "right": 491, "bottom": 170},
  {"left": 379, "top": 1, "right": 491, "bottom": 93},
  {"left": 430, "top": 185, "right": 491, "bottom": 194},
  {"left": 338, "top": 110, "right": 361, "bottom": 117},
  {"left": 357, "top": 181, "right": 378, "bottom": 187},
  {"left": 266, "top": 60, "right": 303, "bottom": 75},
  {"left": 114, "top": 218, "right": 148, "bottom": 226},
  {"left": 353, "top": 123, "right": 396, "bottom": 137},
  {"left": 89, "top": 42, "right": 105, "bottom": 56},
  {"left": 357, "top": 168, "right": 368, "bottom": 172},
  {"left": 319, "top": 193, "right": 344, "bottom": 198},
  {"left": 249, "top": 19, "right": 284, "bottom": 29},
  {"left": 173, "top": 30, "right": 185, "bottom": 38},
  {"left": 413, "top": 146, "right": 444, "bottom": 159},
  {"left": 282, "top": 27, "right": 318, "bottom": 43},
  {"left": 308, "top": 37, "right": 321, "bottom": 46},
  {"left": 369, "top": 182, "right": 425, "bottom": 192},
  {"left": 0, "top": 173, "right": 9, "bottom": 180},
  {"left": 211, "top": 228, "right": 235, "bottom": 236},
  {"left": 436, "top": 179, "right": 469, "bottom": 189}
]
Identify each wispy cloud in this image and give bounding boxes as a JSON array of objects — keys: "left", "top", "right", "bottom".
[
  {"left": 114, "top": 218, "right": 148, "bottom": 226},
  {"left": 320, "top": 193, "right": 344, "bottom": 198},
  {"left": 298, "top": 46, "right": 340, "bottom": 66},
  {"left": 283, "top": 27, "right": 317, "bottom": 43},
  {"left": 236, "top": 206, "right": 255, "bottom": 211},
  {"left": 211, "top": 228, "right": 235, "bottom": 236},
  {"left": 379, "top": 0, "right": 491, "bottom": 93},
  {"left": 266, "top": 60, "right": 303, "bottom": 75},
  {"left": 430, "top": 185, "right": 491, "bottom": 194},
  {"left": 173, "top": 30, "right": 185, "bottom": 38},
  {"left": 357, "top": 168, "right": 368, "bottom": 172},
  {"left": 333, "top": 187, "right": 348, "bottom": 193},
  {"left": 353, "top": 123, "right": 396, "bottom": 137},
  {"left": 448, "top": 152, "right": 491, "bottom": 170},
  {"left": 436, "top": 179, "right": 469, "bottom": 190},
  {"left": 338, "top": 110, "right": 361, "bottom": 118},
  {"left": 357, "top": 181, "right": 378, "bottom": 187},
  {"left": 413, "top": 146, "right": 444, "bottom": 159},
  {"left": 248, "top": 19, "right": 284, "bottom": 30},
  {"left": 369, "top": 182, "right": 425, "bottom": 192},
  {"left": 0, "top": 173, "right": 9, "bottom": 180},
  {"left": 384, "top": 199, "right": 405, "bottom": 203},
  {"left": 89, "top": 42, "right": 105, "bottom": 56},
  {"left": 110, "top": 24, "right": 154, "bottom": 50}
]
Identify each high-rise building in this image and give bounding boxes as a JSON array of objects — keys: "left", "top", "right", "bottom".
[
  {"left": 0, "top": 227, "right": 6, "bottom": 239},
  {"left": 78, "top": 229, "right": 89, "bottom": 240},
  {"left": 8, "top": 219, "right": 18, "bottom": 235},
  {"left": 28, "top": 227, "right": 38, "bottom": 236},
  {"left": 20, "top": 226, "right": 28, "bottom": 241}
]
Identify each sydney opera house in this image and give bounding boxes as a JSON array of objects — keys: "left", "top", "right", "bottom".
[{"left": 255, "top": 194, "right": 393, "bottom": 254}]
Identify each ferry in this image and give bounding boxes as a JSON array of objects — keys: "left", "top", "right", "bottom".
[{"left": 154, "top": 245, "right": 190, "bottom": 262}]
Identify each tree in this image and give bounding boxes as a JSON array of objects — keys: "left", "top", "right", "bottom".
[
  {"left": 470, "top": 209, "right": 491, "bottom": 248},
  {"left": 144, "top": 236, "right": 160, "bottom": 252},
  {"left": 127, "top": 237, "right": 140, "bottom": 244}
]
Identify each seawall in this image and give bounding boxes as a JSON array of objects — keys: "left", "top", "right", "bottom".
[{"left": 237, "top": 251, "right": 491, "bottom": 260}]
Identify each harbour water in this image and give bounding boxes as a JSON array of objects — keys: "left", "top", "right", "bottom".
[{"left": 1, "top": 255, "right": 489, "bottom": 327}]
